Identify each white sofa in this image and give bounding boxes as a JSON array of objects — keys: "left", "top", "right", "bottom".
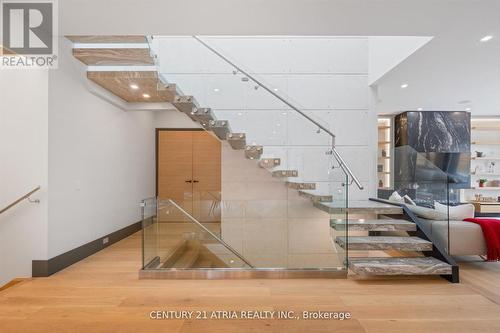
[{"left": 418, "top": 218, "right": 487, "bottom": 256}]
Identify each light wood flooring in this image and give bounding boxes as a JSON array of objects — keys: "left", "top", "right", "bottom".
[{"left": 1, "top": 232, "right": 500, "bottom": 333}]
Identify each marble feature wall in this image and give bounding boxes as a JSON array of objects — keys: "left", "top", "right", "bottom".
[
  {"left": 395, "top": 111, "right": 471, "bottom": 152},
  {"left": 394, "top": 111, "right": 471, "bottom": 203}
]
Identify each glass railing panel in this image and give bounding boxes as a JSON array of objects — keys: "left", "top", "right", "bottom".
[
  {"left": 141, "top": 197, "right": 158, "bottom": 269},
  {"left": 142, "top": 198, "right": 251, "bottom": 269},
  {"left": 328, "top": 172, "right": 349, "bottom": 270},
  {"left": 147, "top": 36, "right": 354, "bottom": 272}
]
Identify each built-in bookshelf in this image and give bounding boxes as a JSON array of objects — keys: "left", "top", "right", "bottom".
[
  {"left": 462, "top": 117, "right": 500, "bottom": 205},
  {"left": 377, "top": 117, "right": 392, "bottom": 190}
]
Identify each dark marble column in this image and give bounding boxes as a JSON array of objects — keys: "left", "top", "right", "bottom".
[{"left": 394, "top": 111, "right": 471, "bottom": 204}]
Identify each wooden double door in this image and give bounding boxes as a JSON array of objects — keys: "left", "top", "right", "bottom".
[{"left": 157, "top": 130, "right": 221, "bottom": 222}]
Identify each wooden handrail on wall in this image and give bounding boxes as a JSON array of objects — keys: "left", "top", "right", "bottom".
[{"left": 0, "top": 186, "right": 41, "bottom": 215}]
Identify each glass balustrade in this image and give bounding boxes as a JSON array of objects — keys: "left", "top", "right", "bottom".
[
  {"left": 392, "top": 145, "right": 452, "bottom": 254},
  {"left": 140, "top": 36, "right": 365, "bottom": 275}
]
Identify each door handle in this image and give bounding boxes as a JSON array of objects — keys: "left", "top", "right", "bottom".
[
  {"left": 185, "top": 180, "right": 192, "bottom": 183},
  {"left": 193, "top": 180, "right": 199, "bottom": 183}
]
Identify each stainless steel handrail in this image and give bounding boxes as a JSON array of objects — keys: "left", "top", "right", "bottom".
[
  {"left": 192, "top": 35, "right": 363, "bottom": 190},
  {"left": 0, "top": 186, "right": 41, "bottom": 215},
  {"left": 167, "top": 199, "right": 255, "bottom": 268}
]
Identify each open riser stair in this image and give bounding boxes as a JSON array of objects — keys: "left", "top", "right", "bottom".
[{"left": 70, "top": 35, "right": 458, "bottom": 282}]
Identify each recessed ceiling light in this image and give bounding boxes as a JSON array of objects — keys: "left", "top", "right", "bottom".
[
  {"left": 480, "top": 35, "right": 493, "bottom": 42},
  {"left": 142, "top": 93, "right": 150, "bottom": 98},
  {"left": 417, "top": 107, "right": 423, "bottom": 111},
  {"left": 465, "top": 107, "right": 471, "bottom": 111},
  {"left": 130, "top": 84, "right": 139, "bottom": 90},
  {"left": 237, "top": 112, "right": 243, "bottom": 116},
  {"left": 273, "top": 88, "right": 279, "bottom": 92},
  {"left": 401, "top": 83, "right": 408, "bottom": 89},
  {"left": 213, "top": 88, "right": 220, "bottom": 92}
]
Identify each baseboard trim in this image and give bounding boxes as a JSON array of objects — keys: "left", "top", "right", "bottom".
[{"left": 32, "top": 220, "right": 142, "bottom": 277}]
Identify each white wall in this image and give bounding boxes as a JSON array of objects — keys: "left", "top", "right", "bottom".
[
  {"left": 374, "top": 34, "right": 500, "bottom": 115},
  {"left": 47, "top": 39, "right": 156, "bottom": 257},
  {"left": 0, "top": 70, "right": 49, "bottom": 286},
  {"left": 154, "top": 110, "right": 201, "bottom": 129},
  {"left": 368, "top": 36, "right": 432, "bottom": 85}
]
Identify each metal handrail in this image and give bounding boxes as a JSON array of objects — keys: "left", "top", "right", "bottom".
[
  {"left": 0, "top": 186, "right": 41, "bottom": 215},
  {"left": 192, "top": 35, "right": 363, "bottom": 190},
  {"left": 166, "top": 199, "right": 255, "bottom": 268}
]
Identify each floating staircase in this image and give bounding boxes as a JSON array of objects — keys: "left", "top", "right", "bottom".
[{"left": 69, "top": 36, "right": 456, "bottom": 281}]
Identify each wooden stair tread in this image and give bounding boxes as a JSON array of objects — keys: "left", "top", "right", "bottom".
[
  {"left": 331, "top": 219, "right": 416, "bottom": 231},
  {"left": 272, "top": 170, "right": 298, "bottom": 177},
  {"left": 227, "top": 133, "right": 247, "bottom": 150},
  {"left": 336, "top": 236, "right": 432, "bottom": 251},
  {"left": 87, "top": 71, "right": 175, "bottom": 103},
  {"left": 73, "top": 48, "right": 153, "bottom": 66},
  {"left": 259, "top": 158, "right": 280, "bottom": 168},
  {"left": 67, "top": 35, "right": 147, "bottom": 43},
  {"left": 349, "top": 257, "right": 452, "bottom": 275},
  {"left": 287, "top": 182, "right": 316, "bottom": 190}
]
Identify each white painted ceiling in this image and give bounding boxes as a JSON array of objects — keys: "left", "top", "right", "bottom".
[{"left": 60, "top": 0, "right": 500, "bottom": 116}]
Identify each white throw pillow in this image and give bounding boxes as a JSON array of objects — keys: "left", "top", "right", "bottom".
[
  {"left": 388, "top": 191, "right": 404, "bottom": 203},
  {"left": 406, "top": 204, "right": 449, "bottom": 220},
  {"left": 403, "top": 195, "right": 416, "bottom": 206},
  {"left": 434, "top": 201, "right": 475, "bottom": 220}
]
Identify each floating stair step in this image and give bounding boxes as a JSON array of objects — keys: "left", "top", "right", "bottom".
[
  {"left": 157, "top": 81, "right": 177, "bottom": 92},
  {"left": 298, "top": 190, "right": 333, "bottom": 202},
  {"left": 259, "top": 158, "right": 280, "bottom": 168},
  {"left": 172, "top": 95, "right": 198, "bottom": 114},
  {"left": 67, "top": 35, "right": 148, "bottom": 43},
  {"left": 335, "top": 236, "right": 432, "bottom": 251},
  {"left": 314, "top": 200, "right": 403, "bottom": 214},
  {"left": 272, "top": 170, "right": 298, "bottom": 178},
  {"left": 189, "top": 108, "right": 216, "bottom": 125},
  {"left": 348, "top": 257, "right": 452, "bottom": 275},
  {"left": 331, "top": 219, "right": 416, "bottom": 232},
  {"left": 227, "top": 133, "right": 246, "bottom": 149},
  {"left": 286, "top": 182, "right": 316, "bottom": 190},
  {"left": 209, "top": 120, "right": 231, "bottom": 140},
  {"left": 73, "top": 48, "right": 154, "bottom": 66},
  {"left": 245, "top": 145, "right": 263, "bottom": 160},
  {"left": 87, "top": 71, "right": 176, "bottom": 103}
]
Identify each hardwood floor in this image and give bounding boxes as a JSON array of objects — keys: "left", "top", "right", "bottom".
[{"left": 1, "top": 232, "right": 500, "bottom": 333}]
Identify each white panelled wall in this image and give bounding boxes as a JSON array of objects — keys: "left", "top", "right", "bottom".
[{"left": 154, "top": 36, "right": 375, "bottom": 199}]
